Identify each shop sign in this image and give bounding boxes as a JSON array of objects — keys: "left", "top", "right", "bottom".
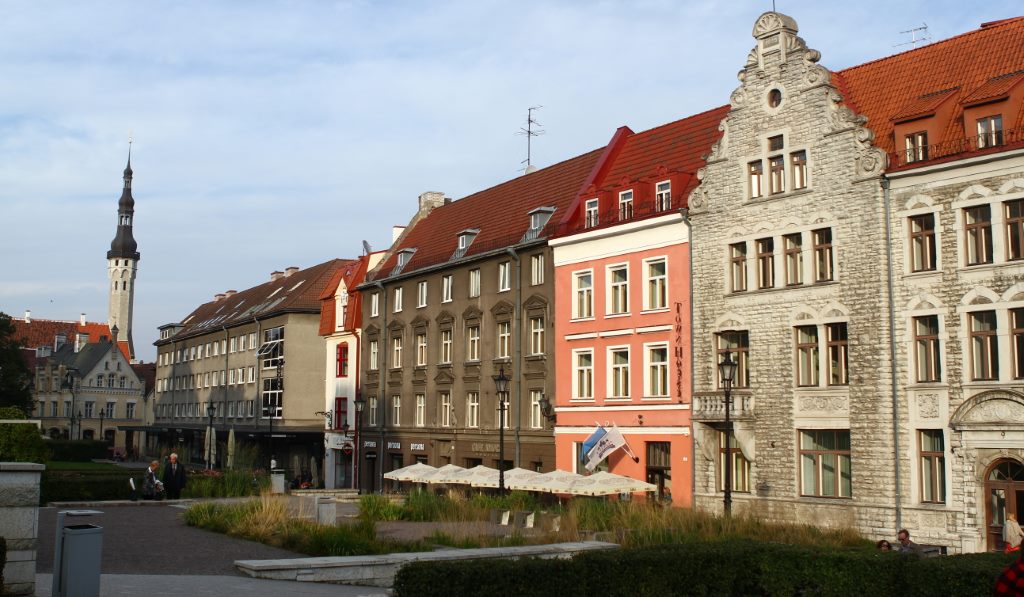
[
  {"left": 364, "top": 440, "right": 377, "bottom": 448},
  {"left": 411, "top": 443, "right": 425, "bottom": 451},
  {"left": 471, "top": 442, "right": 499, "bottom": 454},
  {"left": 387, "top": 441, "right": 401, "bottom": 450}
]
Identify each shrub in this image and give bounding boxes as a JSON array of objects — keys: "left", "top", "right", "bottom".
[
  {"left": 0, "top": 421, "right": 48, "bottom": 463},
  {"left": 47, "top": 440, "right": 108, "bottom": 462},
  {"left": 181, "top": 469, "right": 268, "bottom": 498},
  {"left": 359, "top": 494, "right": 402, "bottom": 521},
  {"left": 40, "top": 470, "right": 132, "bottom": 503}
]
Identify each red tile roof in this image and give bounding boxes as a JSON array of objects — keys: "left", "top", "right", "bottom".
[
  {"left": 161, "top": 258, "right": 357, "bottom": 343},
  {"left": 837, "top": 16, "right": 1024, "bottom": 155},
  {"left": 368, "top": 149, "right": 603, "bottom": 281},
  {"left": 319, "top": 253, "right": 374, "bottom": 335},
  {"left": 889, "top": 87, "right": 959, "bottom": 123},
  {"left": 962, "top": 71, "right": 1024, "bottom": 106},
  {"left": 10, "top": 318, "right": 131, "bottom": 360}
]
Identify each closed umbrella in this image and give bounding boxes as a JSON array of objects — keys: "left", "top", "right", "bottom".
[
  {"left": 226, "top": 428, "right": 236, "bottom": 469},
  {"left": 310, "top": 455, "right": 320, "bottom": 488}
]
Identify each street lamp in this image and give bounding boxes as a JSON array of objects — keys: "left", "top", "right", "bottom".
[
  {"left": 75, "top": 411, "right": 83, "bottom": 441},
  {"left": 354, "top": 391, "right": 365, "bottom": 493},
  {"left": 718, "top": 350, "right": 738, "bottom": 516},
  {"left": 99, "top": 409, "right": 105, "bottom": 443},
  {"left": 538, "top": 394, "right": 556, "bottom": 423},
  {"left": 206, "top": 402, "right": 217, "bottom": 470},
  {"left": 492, "top": 367, "right": 510, "bottom": 493},
  {"left": 60, "top": 367, "right": 79, "bottom": 440}
]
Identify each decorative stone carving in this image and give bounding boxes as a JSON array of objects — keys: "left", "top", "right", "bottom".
[
  {"left": 952, "top": 391, "right": 1024, "bottom": 427},
  {"left": 798, "top": 395, "right": 848, "bottom": 413},
  {"left": 752, "top": 12, "right": 798, "bottom": 38},
  {"left": 917, "top": 393, "right": 940, "bottom": 419}
]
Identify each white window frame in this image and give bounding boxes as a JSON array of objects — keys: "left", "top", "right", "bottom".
[
  {"left": 573, "top": 349, "right": 594, "bottom": 401},
  {"left": 415, "top": 394, "right": 425, "bottom": 427},
  {"left": 655, "top": 180, "right": 671, "bottom": 211},
  {"left": 417, "top": 281, "right": 428, "bottom": 308},
  {"left": 467, "top": 392, "right": 480, "bottom": 428},
  {"left": 643, "top": 257, "right": 668, "bottom": 311},
  {"left": 416, "top": 332, "right": 427, "bottom": 366},
  {"left": 440, "top": 329, "right": 453, "bottom": 364},
  {"left": 392, "top": 395, "right": 401, "bottom": 426},
  {"left": 585, "top": 198, "right": 599, "bottom": 228},
  {"left": 531, "top": 253, "right": 544, "bottom": 285},
  {"left": 391, "top": 336, "right": 403, "bottom": 368},
  {"left": 530, "top": 316, "right": 545, "bottom": 355},
  {"left": 618, "top": 189, "right": 634, "bottom": 220},
  {"left": 440, "top": 392, "right": 452, "bottom": 427},
  {"left": 498, "top": 261, "right": 511, "bottom": 292},
  {"left": 573, "top": 269, "right": 594, "bottom": 320},
  {"left": 606, "top": 263, "right": 629, "bottom": 315},
  {"left": 369, "top": 339, "right": 379, "bottom": 370},
  {"left": 467, "top": 325, "right": 481, "bottom": 361},
  {"left": 497, "top": 321, "right": 511, "bottom": 359},
  {"left": 608, "top": 346, "right": 630, "bottom": 399},
  {"left": 371, "top": 293, "right": 380, "bottom": 317},
  {"left": 442, "top": 275, "right": 454, "bottom": 302},
  {"left": 393, "top": 287, "right": 403, "bottom": 312},
  {"left": 645, "top": 343, "right": 669, "bottom": 398},
  {"left": 530, "top": 390, "right": 543, "bottom": 429},
  {"left": 468, "top": 269, "right": 480, "bottom": 298}
]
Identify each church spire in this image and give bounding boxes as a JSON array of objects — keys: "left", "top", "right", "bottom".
[
  {"left": 107, "top": 140, "right": 140, "bottom": 361},
  {"left": 108, "top": 141, "right": 140, "bottom": 260}
]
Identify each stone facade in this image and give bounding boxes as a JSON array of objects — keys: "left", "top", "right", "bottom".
[
  {"left": 690, "top": 12, "right": 895, "bottom": 535},
  {"left": 0, "top": 463, "right": 43, "bottom": 596}
]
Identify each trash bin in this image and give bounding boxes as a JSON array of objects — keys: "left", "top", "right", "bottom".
[
  {"left": 271, "top": 468, "right": 286, "bottom": 494},
  {"left": 56, "top": 524, "right": 103, "bottom": 597}
]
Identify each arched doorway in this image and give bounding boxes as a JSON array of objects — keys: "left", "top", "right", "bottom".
[{"left": 985, "top": 459, "right": 1024, "bottom": 550}]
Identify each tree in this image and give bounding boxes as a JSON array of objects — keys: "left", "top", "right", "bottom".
[{"left": 0, "top": 312, "right": 34, "bottom": 414}]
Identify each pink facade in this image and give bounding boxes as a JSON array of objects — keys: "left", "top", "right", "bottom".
[{"left": 551, "top": 217, "right": 693, "bottom": 506}]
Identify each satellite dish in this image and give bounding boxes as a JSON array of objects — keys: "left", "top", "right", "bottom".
[{"left": 362, "top": 240, "right": 372, "bottom": 255}]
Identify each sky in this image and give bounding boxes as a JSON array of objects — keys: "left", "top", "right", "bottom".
[{"left": 1, "top": 0, "right": 1019, "bottom": 363}]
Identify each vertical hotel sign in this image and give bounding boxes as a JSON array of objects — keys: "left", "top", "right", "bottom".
[{"left": 674, "top": 301, "right": 684, "bottom": 401}]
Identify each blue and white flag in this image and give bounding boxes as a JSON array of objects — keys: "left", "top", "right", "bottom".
[{"left": 580, "top": 426, "right": 607, "bottom": 464}]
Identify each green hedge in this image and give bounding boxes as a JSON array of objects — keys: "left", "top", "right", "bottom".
[
  {"left": 46, "top": 440, "right": 108, "bottom": 462},
  {"left": 0, "top": 422, "right": 48, "bottom": 463},
  {"left": 40, "top": 470, "right": 133, "bottom": 504},
  {"left": 393, "top": 540, "right": 1017, "bottom": 597}
]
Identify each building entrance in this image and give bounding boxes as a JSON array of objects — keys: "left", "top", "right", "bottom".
[{"left": 985, "top": 459, "right": 1024, "bottom": 551}]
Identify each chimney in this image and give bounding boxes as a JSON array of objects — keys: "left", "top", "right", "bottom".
[
  {"left": 54, "top": 333, "right": 67, "bottom": 351},
  {"left": 270, "top": 271, "right": 284, "bottom": 281},
  {"left": 23, "top": 309, "right": 30, "bottom": 323},
  {"left": 80, "top": 313, "right": 86, "bottom": 325},
  {"left": 392, "top": 226, "right": 406, "bottom": 243},
  {"left": 224, "top": 290, "right": 237, "bottom": 299},
  {"left": 213, "top": 293, "right": 226, "bottom": 302},
  {"left": 75, "top": 332, "right": 89, "bottom": 352},
  {"left": 418, "top": 191, "right": 447, "bottom": 213},
  {"left": 111, "top": 324, "right": 119, "bottom": 345},
  {"left": 284, "top": 266, "right": 299, "bottom": 277}
]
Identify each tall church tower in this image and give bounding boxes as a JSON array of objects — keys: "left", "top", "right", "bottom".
[{"left": 107, "top": 148, "right": 140, "bottom": 361}]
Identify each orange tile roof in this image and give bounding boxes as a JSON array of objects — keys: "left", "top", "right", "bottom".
[
  {"left": 10, "top": 318, "right": 130, "bottom": 360},
  {"left": 890, "top": 87, "right": 959, "bottom": 123},
  {"left": 319, "top": 254, "right": 373, "bottom": 335},
  {"left": 837, "top": 16, "right": 1024, "bottom": 155},
  {"left": 962, "top": 70, "right": 1024, "bottom": 106}
]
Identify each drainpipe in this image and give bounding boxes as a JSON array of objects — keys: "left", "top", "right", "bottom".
[
  {"left": 506, "top": 247, "right": 522, "bottom": 467},
  {"left": 883, "top": 177, "right": 903, "bottom": 531},
  {"left": 375, "top": 281, "right": 388, "bottom": 493},
  {"left": 681, "top": 208, "right": 697, "bottom": 504}
]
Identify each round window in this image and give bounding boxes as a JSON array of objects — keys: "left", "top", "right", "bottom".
[{"left": 768, "top": 88, "right": 783, "bottom": 108}]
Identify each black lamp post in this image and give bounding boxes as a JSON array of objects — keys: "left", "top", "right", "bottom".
[
  {"left": 354, "top": 391, "right": 365, "bottom": 493},
  {"left": 493, "top": 367, "right": 510, "bottom": 493},
  {"left": 99, "top": 409, "right": 105, "bottom": 442},
  {"left": 206, "top": 402, "right": 217, "bottom": 470},
  {"left": 75, "top": 411, "right": 83, "bottom": 440},
  {"left": 60, "top": 367, "right": 79, "bottom": 440},
  {"left": 718, "top": 350, "right": 738, "bottom": 516}
]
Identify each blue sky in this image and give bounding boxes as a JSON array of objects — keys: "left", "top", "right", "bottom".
[{"left": 1, "top": 0, "right": 1019, "bottom": 362}]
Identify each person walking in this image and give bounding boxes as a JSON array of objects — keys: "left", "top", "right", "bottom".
[{"left": 161, "top": 453, "right": 187, "bottom": 499}]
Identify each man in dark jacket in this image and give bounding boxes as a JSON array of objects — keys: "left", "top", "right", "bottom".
[{"left": 162, "top": 453, "right": 187, "bottom": 499}]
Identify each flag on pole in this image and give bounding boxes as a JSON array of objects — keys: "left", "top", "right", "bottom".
[
  {"left": 580, "top": 426, "right": 607, "bottom": 465},
  {"left": 585, "top": 423, "right": 640, "bottom": 471}
]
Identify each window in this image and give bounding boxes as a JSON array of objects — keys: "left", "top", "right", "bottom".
[
  {"left": 978, "top": 114, "right": 1003, "bottom": 149},
  {"left": 393, "top": 287, "right": 403, "bottom": 312},
  {"left": 769, "top": 155, "right": 785, "bottom": 194},
  {"left": 468, "top": 270, "right": 480, "bottom": 298},
  {"left": 442, "top": 275, "right": 453, "bottom": 302},
  {"left": 655, "top": 181, "right": 671, "bottom": 212},
  {"left": 248, "top": 366, "right": 255, "bottom": 383},
  {"left": 813, "top": 228, "right": 833, "bottom": 282},
  {"left": 783, "top": 233, "right": 803, "bottom": 285},
  {"left": 204, "top": 372, "right": 210, "bottom": 387},
  {"left": 799, "top": 430, "right": 852, "bottom": 498},
  {"left": 756, "top": 238, "right": 775, "bottom": 289},
  {"left": 531, "top": 254, "right": 544, "bottom": 285},
  {"left": 719, "top": 432, "right": 751, "bottom": 492},
  {"left": 229, "top": 369, "right": 237, "bottom": 385},
  {"left": 748, "top": 161, "right": 763, "bottom": 198},
  {"left": 914, "top": 316, "right": 942, "bottom": 383},
  {"left": 608, "top": 265, "right": 629, "bottom": 314},
  {"left": 440, "top": 392, "right": 452, "bottom": 427},
  {"left": 259, "top": 326, "right": 283, "bottom": 369},
  {"left": 371, "top": 293, "right": 380, "bottom": 317},
  {"left": 609, "top": 348, "right": 630, "bottom": 398},
  {"left": 229, "top": 337, "right": 237, "bottom": 352},
  {"left": 619, "top": 190, "right": 634, "bottom": 220},
  {"left": 416, "top": 333, "right": 427, "bottom": 366},
  {"left": 920, "top": 430, "right": 946, "bottom": 503},
  {"left": 530, "top": 390, "right": 543, "bottom": 429},
  {"left": 826, "top": 323, "right": 849, "bottom": 386},
  {"left": 126, "top": 402, "right": 135, "bottom": 419},
  {"left": 791, "top": 150, "right": 807, "bottom": 189},
  {"left": 391, "top": 336, "right": 403, "bottom": 368},
  {"left": 239, "top": 334, "right": 246, "bottom": 351},
  {"left": 415, "top": 394, "right": 425, "bottom": 427},
  {"left": 369, "top": 397, "right": 378, "bottom": 426},
  {"left": 417, "top": 281, "right": 428, "bottom": 307},
  {"left": 964, "top": 205, "right": 994, "bottom": 266},
  {"left": 369, "top": 339, "right": 379, "bottom": 370},
  {"left": 530, "top": 317, "right": 545, "bottom": 355},
  {"left": 574, "top": 271, "right": 593, "bottom": 318},
  {"left": 585, "top": 198, "right": 599, "bottom": 228},
  {"left": 574, "top": 350, "right": 594, "bottom": 399},
  {"left": 105, "top": 402, "right": 115, "bottom": 418},
  {"left": 262, "top": 377, "right": 282, "bottom": 419},
  {"left": 1007, "top": 200, "right": 1024, "bottom": 261},
  {"left": 646, "top": 258, "right": 667, "bottom": 310},
  {"left": 467, "top": 326, "right": 480, "bottom": 361},
  {"left": 248, "top": 333, "right": 256, "bottom": 349},
  {"left": 440, "top": 330, "right": 453, "bottom": 364},
  {"left": 392, "top": 395, "right": 401, "bottom": 426},
  {"left": 905, "top": 131, "right": 928, "bottom": 163},
  {"left": 497, "top": 322, "right": 510, "bottom": 359},
  {"left": 647, "top": 345, "right": 669, "bottom": 397},
  {"left": 336, "top": 343, "right": 349, "bottom": 377},
  {"left": 717, "top": 331, "right": 750, "bottom": 388},
  {"left": 467, "top": 392, "right": 479, "bottom": 427},
  {"left": 1015, "top": 309, "right": 1024, "bottom": 379},
  {"left": 768, "top": 134, "right": 784, "bottom": 151},
  {"left": 730, "top": 242, "right": 748, "bottom": 292},
  {"left": 498, "top": 261, "right": 511, "bottom": 292},
  {"left": 909, "top": 214, "right": 937, "bottom": 271},
  {"left": 795, "top": 326, "right": 819, "bottom": 386},
  {"left": 970, "top": 310, "right": 999, "bottom": 380},
  {"left": 84, "top": 402, "right": 95, "bottom": 418}
]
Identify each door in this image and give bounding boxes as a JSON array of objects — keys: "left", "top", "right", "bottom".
[{"left": 985, "top": 459, "right": 1024, "bottom": 550}]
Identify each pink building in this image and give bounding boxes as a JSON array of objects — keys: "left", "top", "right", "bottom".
[{"left": 549, "top": 110, "right": 725, "bottom": 506}]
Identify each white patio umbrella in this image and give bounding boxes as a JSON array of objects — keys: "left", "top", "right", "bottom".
[
  {"left": 473, "top": 467, "right": 541, "bottom": 489},
  {"left": 447, "top": 464, "right": 497, "bottom": 485},
  {"left": 422, "top": 464, "right": 467, "bottom": 484},
  {"left": 520, "top": 469, "right": 584, "bottom": 493},
  {"left": 561, "top": 471, "right": 657, "bottom": 496},
  {"left": 383, "top": 462, "right": 437, "bottom": 482},
  {"left": 310, "top": 455, "right": 320, "bottom": 487}
]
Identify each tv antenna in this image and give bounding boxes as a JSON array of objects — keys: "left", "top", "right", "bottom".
[
  {"left": 894, "top": 23, "right": 930, "bottom": 49},
  {"left": 517, "top": 106, "right": 544, "bottom": 173}
]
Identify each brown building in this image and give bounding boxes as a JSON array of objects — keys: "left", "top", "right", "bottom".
[{"left": 357, "top": 154, "right": 600, "bottom": 491}]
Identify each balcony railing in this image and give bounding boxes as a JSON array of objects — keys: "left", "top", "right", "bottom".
[
  {"left": 691, "top": 391, "right": 755, "bottom": 421},
  {"left": 888, "top": 125, "right": 1024, "bottom": 170}
]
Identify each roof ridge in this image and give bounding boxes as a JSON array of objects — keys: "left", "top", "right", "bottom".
[
  {"left": 445, "top": 146, "right": 605, "bottom": 206},
  {"left": 630, "top": 104, "right": 730, "bottom": 136},
  {"left": 838, "top": 16, "right": 1024, "bottom": 76}
]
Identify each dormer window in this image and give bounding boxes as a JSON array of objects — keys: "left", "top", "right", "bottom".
[
  {"left": 655, "top": 181, "right": 671, "bottom": 212},
  {"left": 978, "top": 115, "right": 1003, "bottom": 149},
  {"left": 523, "top": 207, "right": 555, "bottom": 241},
  {"left": 391, "top": 248, "right": 417, "bottom": 275},
  {"left": 584, "top": 199, "right": 599, "bottom": 228},
  {"left": 452, "top": 229, "right": 479, "bottom": 260},
  {"left": 905, "top": 132, "right": 929, "bottom": 163},
  {"left": 618, "top": 190, "right": 634, "bottom": 220}
]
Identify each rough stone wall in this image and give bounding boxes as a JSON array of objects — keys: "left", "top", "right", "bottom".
[{"left": 689, "top": 12, "right": 895, "bottom": 536}]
